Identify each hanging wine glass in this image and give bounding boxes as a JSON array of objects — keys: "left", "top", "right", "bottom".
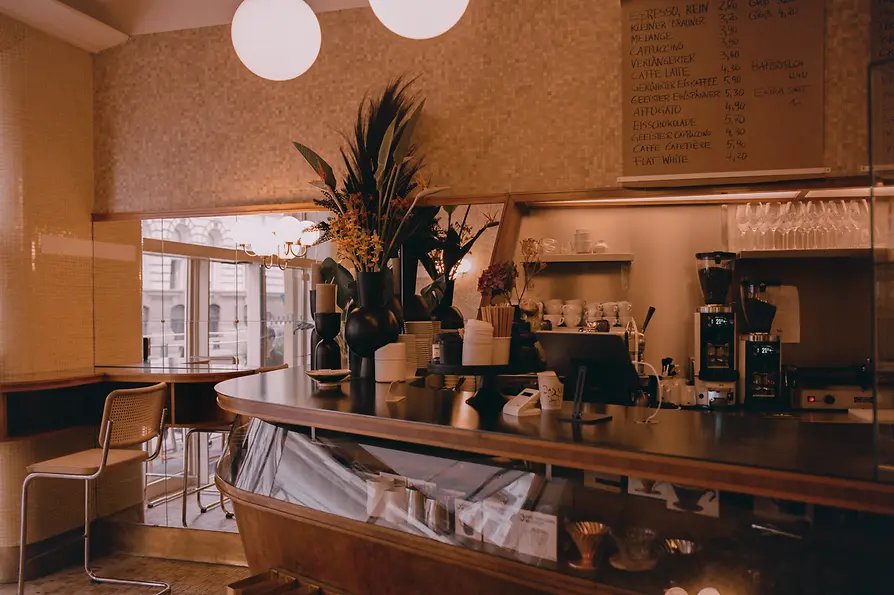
[{"left": 736, "top": 204, "right": 752, "bottom": 251}]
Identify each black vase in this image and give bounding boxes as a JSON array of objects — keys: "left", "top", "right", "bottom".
[
  {"left": 313, "top": 312, "right": 342, "bottom": 371},
  {"left": 345, "top": 272, "right": 400, "bottom": 379},
  {"left": 400, "top": 249, "right": 431, "bottom": 322},
  {"left": 432, "top": 279, "right": 464, "bottom": 330}
]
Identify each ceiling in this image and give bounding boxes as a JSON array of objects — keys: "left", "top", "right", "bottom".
[{"left": 57, "top": 0, "right": 370, "bottom": 36}]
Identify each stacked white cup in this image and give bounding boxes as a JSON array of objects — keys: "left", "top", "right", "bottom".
[{"left": 462, "top": 320, "right": 494, "bottom": 365}]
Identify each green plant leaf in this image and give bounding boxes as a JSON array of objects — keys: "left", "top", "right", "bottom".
[
  {"left": 393, "top": 100, "right": 425, "bottom": 165},
  {"left": 443, "top": 205, "right": 458, "bottom": 216},
  {"left": 376, "top": 116, "right": 399, "bottom": 189},
  {"left": 414, "top": 186, "right": 449, "bottom": 202},
  {"left": 294, "top": 142, "right": 336, "bottom": 190},
  {"left": 420, "top": 275, "right": 447, "bottom": 310}
]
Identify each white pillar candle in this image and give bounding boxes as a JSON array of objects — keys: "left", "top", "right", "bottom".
[{"left": 316, "top": 283, "right": 336, "bottom": 314}]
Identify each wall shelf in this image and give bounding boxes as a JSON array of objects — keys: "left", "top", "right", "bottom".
[
  {"left": 540, "top": 253, "right": 634, "bottom": 264},
  {"left": 737, "top": 249, "right": 872, "bottom": 260}
]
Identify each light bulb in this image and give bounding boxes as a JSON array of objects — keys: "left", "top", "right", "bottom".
[
  {"left": 274, "top": 216, "right": 304, "bottom": 244},
  {"left": 369, "top": 0, "right": 470, "bottom": 40},
  {"left": 231, "top": 0, "right": 321, "bottom": 81},
  {"left": 298, "top": 220, "right": 321, "bottom": 245},
  {"left": 251, "top": 231, "right": 279, "bottom": 257}
]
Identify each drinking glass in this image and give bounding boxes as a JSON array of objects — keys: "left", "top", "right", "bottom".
[
  {"left": 839, "top": 199, "right": 857, "bottom": 247},
  {"left": 859, "top": 199, "right": 871, "bottom": 248},
  {"left": 747, "top": 203, "right": 763, "bottom": 250},
  {"left": 735, "top": 204, "right": 752, "bottom": 251},
  {"left": 764, "top": 202, "right": 785, "bottom": 250},
  {"left": 804, "top": 202, "right": 820, "bottom": 249},
  {"left": 780, "top": 202, "right": 796, "bottom": 249}
]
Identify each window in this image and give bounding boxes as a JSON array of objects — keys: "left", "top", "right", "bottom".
[
  {"left": 141, "top": 215, "right": 322, "bottom": 366},
  {"left": 170, "top": 259, "right": 183, "bottom": 290},
  {"left": 170, "top": 305, "right": 185, "bottom": 334},
  {"left": 210, "top": 304, "right": 221, "bottom": 334}
]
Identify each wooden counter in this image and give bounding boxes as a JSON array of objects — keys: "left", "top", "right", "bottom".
[
  {"left": 97, "top": 362, "right": 258, "bottom": 384},
  {"left": 0, "top": 363, "right": 259, "bottom": 440},
  {"left": 216, "top": 367, "right": 894, "bottom": 515}
]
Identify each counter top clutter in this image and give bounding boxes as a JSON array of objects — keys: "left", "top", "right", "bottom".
[
  {"left": 215, "top": 370, "right": 894, "bottom": 595},
  {"left": 215, "top": 367, "right": 894, "bottom": 515}
]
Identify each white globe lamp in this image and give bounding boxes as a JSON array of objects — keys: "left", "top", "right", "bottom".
[
  {"left": 251, "top": 231, "right": 279, "bottom": 257},
  {"left": 231, "top": 0, "right": 322, "bottom": 81},
  {"left": 369, "top": 0, "right": 470, "bottom": 40},
  {"left": 298, "top": 220, "right": 321, "bottom": 246},
  {"left": 274, "top": 215, "right": 305, "bottom": 245}
]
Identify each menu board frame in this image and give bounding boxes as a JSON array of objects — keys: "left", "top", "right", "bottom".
[{"left": 620, "top": 0, "right": 826, "bottom": 185}]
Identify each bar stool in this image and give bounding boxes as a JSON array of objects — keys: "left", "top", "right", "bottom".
[
  {"left": 17, "top": 383, "right": 170, "bottom": 595},
  {"left": 180, "top": 363, "right": 289, "bottom": 527}
]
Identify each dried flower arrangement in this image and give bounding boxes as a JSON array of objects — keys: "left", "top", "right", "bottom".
[
  {"left": 518, "top": 237, "right": 547, "bottom": 302},
  {"left": 477, "top": 262, "right": 518, "bottom": 305},
  {"left": 293, "top": 78, "right": 445, "bottom": 272},
  {"left": 476, "top": 238, "right": 546, "bottom": 306}
]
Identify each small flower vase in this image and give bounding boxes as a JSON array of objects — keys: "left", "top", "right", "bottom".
[
  {"left": 344, "top": 272, "right": 400, "bottom": 380},
  {"left": 431, "top": 279, "right": 465, "bottom": 330}
]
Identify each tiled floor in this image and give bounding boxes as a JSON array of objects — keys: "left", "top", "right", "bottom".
[
  {"left": 143, "top": 490, "right": 237, "bottom": 533},
  {"left": 1, "top": 554, "right": 248, "bottom": 594}
]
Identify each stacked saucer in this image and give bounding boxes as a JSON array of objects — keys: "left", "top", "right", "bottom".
[
  {"left": 406, "top": 321, "right": 437, "bottom": 368},
  {"left": 398, "top": 334, "right": 419, "bottom": 378}
]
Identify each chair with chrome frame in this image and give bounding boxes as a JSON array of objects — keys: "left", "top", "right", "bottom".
[
  {"left": 17, "top": 383, "right": 170, "bottom": 595},
  {"left": 180, "top": 363, "right": 289, "bottom": 527}
]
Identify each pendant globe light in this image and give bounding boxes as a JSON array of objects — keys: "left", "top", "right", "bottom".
[
  {"left": 231, "top": 0, "right": 322, "bottom": 81},
  {"left": 369, "top": 0, "right": 470, "bottom": 40}
]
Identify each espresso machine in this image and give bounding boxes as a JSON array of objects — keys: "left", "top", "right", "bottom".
[
  {"left": 693, "top": 252, "right": 737, "bottom": 408},
  {"left": 738, "top": 280, "right": 784, "bottom": 411}
]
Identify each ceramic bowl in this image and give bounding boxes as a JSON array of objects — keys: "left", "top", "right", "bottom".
[{"left": 305, "top": 369, "right": 351, "bottom": 390}]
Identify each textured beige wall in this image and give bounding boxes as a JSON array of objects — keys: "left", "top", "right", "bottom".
[
  {"left": 93, "top": 220, "right": 143, "bottom": 366},
  {"left": 0, "top": 14, "right": 95, "bottom": 381},
  {"left": 93, "top": 0, "right": 870, "bottom": 215}
]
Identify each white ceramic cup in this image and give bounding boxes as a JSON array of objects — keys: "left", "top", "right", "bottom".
[
  {"left": 537, "top": 371, "right": 564, "bottom": 411},
  {"left": 366, "top": 476, "right": 392, "bottom": 517},
  {"left": 543, "top": 314, "right": 564, "bottom": 328},
  {"left": 586, "top": 303, "right": 603, "bottom": 320},
  {"left": 573, "top": 230, "right": 591, "bottom": 254},
  {"left": 564, "top": 312, "right": 582, "bottom": 327},
  {"left": 602, "top": 302, "right": 618, "bottom": 320},
  {"left": 618, "top": 301, "right": 633, "bottom": 317},
  {"left": 562, "top": 304, "right": 583, "bottom": 316},
  {"left": 545, "top": 299, "right": 564, "bottom": 315},
  {"left": 490, "top": 337, "right": 511, "bottom": 365},
  {"left": 565, "top": 299, "right": 586, "bottom": 308}
]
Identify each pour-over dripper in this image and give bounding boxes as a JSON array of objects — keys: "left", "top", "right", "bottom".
[
  {"left": 696, "top": 252, "right": 736, "bottom": 305},
  {"left": 740, "top": 280, "right": 779, "bottom": 334}
]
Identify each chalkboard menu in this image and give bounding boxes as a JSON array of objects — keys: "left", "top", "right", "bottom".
[
  {"left": 872, "top": 0, "right": 894, "bottom": 171},
  {"left": 621, "top": 0, "right": 825, "bottom": 183}
]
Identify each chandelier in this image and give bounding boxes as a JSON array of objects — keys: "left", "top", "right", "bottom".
[{"left": 237, "top": 216, "right": 320, "bottom": 270}]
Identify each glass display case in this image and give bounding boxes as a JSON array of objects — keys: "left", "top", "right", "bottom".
[{"left": 219, "top": 416, "right": 894, "bottom": 595}]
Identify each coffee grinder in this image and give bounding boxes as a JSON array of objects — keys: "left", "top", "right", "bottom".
[
  {"left": 694, "top": 252, "right": 737, "bottom": 408},
  {"left": 738, "top": 280, "right": 784, "bottom": 411}
]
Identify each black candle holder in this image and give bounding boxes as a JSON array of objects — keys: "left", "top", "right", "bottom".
[
  {"left": 313, "top": 312, "right": 342, "bottom": 370},
  {"left": 309, "top": 290, "right": 319, "bottom": 369}
]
